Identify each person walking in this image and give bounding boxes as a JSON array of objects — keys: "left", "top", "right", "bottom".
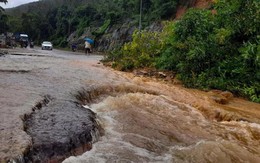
[{"left": 84, "top": 41, "right": 91, "bottom": 55}]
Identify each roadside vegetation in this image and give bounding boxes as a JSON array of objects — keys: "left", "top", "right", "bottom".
[{"left": 104, "top": 0, "right": 260, "bottom": 102}]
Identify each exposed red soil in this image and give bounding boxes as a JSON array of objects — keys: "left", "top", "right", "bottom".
[{"left": 175, "top": 0, "right": 214, "bottom": 19}]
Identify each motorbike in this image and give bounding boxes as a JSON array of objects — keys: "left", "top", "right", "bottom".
[{"left": 71, "top": 44, "right": 77, "bottom": 52}]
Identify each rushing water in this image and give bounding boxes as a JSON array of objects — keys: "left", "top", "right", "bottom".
[
  {"left": 1, "top": 48, "right": 259, "bottom": 162},
  {"left": 64, "top": 82, "right": 260, "bottom": 163}
]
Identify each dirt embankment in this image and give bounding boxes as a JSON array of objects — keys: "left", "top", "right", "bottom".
[{"left": 175, "top": 0, "right": 214, "bottom": 19}]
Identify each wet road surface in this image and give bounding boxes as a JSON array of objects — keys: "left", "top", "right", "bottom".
[{"left": 0, "top": 47, "right": 125, "bottom": 162}]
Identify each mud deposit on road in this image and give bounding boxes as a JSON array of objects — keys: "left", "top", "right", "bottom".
[{"left": 23, "top": 95, "right": 102, "bottom": 163}]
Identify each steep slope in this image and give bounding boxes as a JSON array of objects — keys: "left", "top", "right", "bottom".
[{"left": 4, "top": 0, "right": 214, "bottom": 51}]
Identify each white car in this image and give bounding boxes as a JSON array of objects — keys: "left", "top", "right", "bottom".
[{"left": 41, "top": 41, "right": 53, "bottom": 50}]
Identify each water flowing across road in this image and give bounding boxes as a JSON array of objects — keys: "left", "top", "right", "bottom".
[
  {"left": 0, "top": 48, "right": 259, "bottom": 162},
  {"left": 64, "top": 82, "right": 260, "bottom": 163}
]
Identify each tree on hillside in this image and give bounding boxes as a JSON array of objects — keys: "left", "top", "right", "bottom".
[
  {"left": 0, "top": 13, "right": 8, "bottom": 33},
  {"left": 0, "top": 0, "right": 7, "bottom": 3},
  {"left": 0, "top": 0, "right": 8, "bottom": 11},
  {"left": 160, "top": 0, "right": 260, "bottom": 102},
  {"left": 0, "top": 0, "right": 8, "bottom": 31}
]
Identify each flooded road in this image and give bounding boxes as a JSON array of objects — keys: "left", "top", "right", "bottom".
[{"left": 0, "top": 47, "right": 260, "bottom": 162}]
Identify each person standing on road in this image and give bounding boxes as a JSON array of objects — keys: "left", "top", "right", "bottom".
[{"left": 84, "top": 41, "right": 91, "bottom": 55}]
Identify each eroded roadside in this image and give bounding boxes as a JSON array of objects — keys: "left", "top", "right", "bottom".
[
  {"left": 23, "top": 95, "right": 102, "bottom": 162},
  {"left": 0, "top": 48, "right": 120, "bottom": 162}
]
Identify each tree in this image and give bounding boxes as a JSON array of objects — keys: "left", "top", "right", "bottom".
[
  {"left": 0, "top": 0, "right": 7, "bottom": 4},
  {"left": 0, "top": 0, "right": 8, "bottom": 12},
  {"left": 0, "top": 0, "right": 8, "bottom": 32},
  {"left": 0, "top": 13, "right": 8, "bottom": 33}
]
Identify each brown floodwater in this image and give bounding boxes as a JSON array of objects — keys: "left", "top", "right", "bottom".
[
  {"left": 0, "top": 48, "right": 259, "bottom": 162},
  {"left": 64, "top": 75, "right": 260, "bottom": 163}
]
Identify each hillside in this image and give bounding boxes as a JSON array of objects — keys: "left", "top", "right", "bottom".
[
  {"left": 5, "top": 0, "right": 96, "bottom": 16},
  {"left": 2, "top": 0, "right": 212, "bottom": 50},
  {"left": 102, "top": 0, "right": 259, "bottom": 103}
]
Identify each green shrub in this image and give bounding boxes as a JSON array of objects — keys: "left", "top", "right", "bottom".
[{"left": 120, "top": 30, "right": 164, "bottom": 70}]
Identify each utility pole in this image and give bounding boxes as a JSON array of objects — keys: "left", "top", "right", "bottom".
[{"left": 139, "top": 0, "right": 142, "bottom": 31}]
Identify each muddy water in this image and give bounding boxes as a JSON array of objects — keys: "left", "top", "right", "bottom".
[
  {"left": 1, "top": 48, "right": 260, "bottom": 162},
  {"left": 64, "top": 81, "right": 260, "bottom": 163}
]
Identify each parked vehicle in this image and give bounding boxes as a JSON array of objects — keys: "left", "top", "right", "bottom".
[{"left": 41, "top": 41, "right": 53, "bottom": 50}]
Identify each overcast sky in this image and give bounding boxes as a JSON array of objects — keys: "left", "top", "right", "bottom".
[{"left": 0, "top": 0, "right": 39, "bottom": 9}]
